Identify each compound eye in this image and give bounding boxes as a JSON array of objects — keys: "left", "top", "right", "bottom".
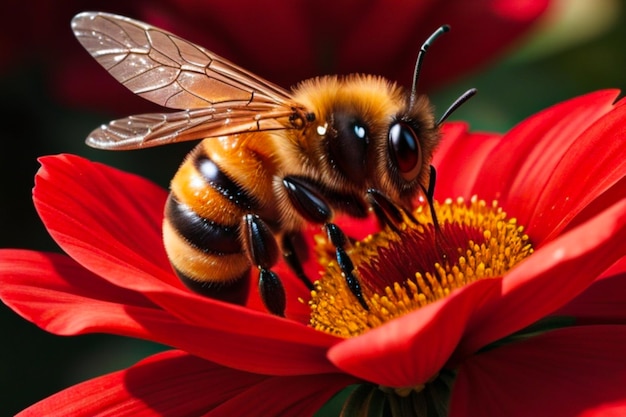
[{"left": 388, "top": 122, "right": 422, "bottom": 181}]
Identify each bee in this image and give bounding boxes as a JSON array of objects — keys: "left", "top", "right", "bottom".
[{"left": 72, "top": 12, "right": 475, "bottom": 316}]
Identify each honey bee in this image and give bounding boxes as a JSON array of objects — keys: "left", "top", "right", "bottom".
[{"left": 72, "top": 12, "right": 475, "bottom": 316}]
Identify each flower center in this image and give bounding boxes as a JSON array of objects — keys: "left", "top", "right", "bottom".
[{"left": 309, "top": 196, "right": 533, "bottom": 337}]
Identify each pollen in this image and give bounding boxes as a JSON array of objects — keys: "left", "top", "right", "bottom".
[{"left": 309, "top": 196, "right": 533, "bottom": 337}]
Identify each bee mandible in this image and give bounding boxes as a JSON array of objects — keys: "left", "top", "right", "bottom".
[{"left": 72, "top": 12, "right": 475, "bottom": 316}]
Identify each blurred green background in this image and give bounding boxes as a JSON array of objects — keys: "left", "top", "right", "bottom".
[{"left": 1, "top": 0, "right": 625, "bottom": 415}]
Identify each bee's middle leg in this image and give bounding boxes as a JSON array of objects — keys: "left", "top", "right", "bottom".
[{"left": 241, "top": 214, "right": 286, "bottom": 316}]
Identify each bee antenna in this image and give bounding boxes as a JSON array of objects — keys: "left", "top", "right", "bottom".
[
  {"left": 435, "top": 88, "right": 478, "bottom": 127},
  {"left": 410, "top": 25, "right": 450, "bottom": 108}
]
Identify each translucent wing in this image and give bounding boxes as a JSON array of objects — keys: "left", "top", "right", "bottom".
[
  {"left": 71, "top": 12, "right": 309, "bottom": 149},
  {"left": 86, "top": 105, "right": 297, "bottom": 150}
]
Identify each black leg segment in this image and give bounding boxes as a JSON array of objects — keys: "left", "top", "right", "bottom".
[
  {"left": 242, "top": 214, "right": 279, "bottom": 269},
  {"left": 326, "top": 223, "right": 369, "bottom": 311},
  {"left": 282, "top": 176, "right": 332, "bottom": 224},
  {"left": 366, "top": 189, "right": 405, "bottom": 232},
  {"left": 281, "top": 233, "right": 314, "bottom": 291},
  {"left": 241, "top": 214, "right": 286, "bottom": 316},
  {"left": 258, "top": 269, "right": 286, "bottom": 317}
]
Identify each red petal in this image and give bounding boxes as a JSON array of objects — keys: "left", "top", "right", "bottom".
[
  {"left": 207, "top": 372, "right": 357, "bottom": 417},
  {"left": 458, "top": 199, "right": 626, "bottom": 358},
  {"left": 0, "top": 249, "right": 339, "bottom": 375},
  {"left": 528, "top": 95, "right": 626, "bottom": 243},
  {"left": 138, "top": 286, "right": 341, "bottom": 375},
  {"left": 451, "top": 326, "right": 626, "bottom": 417},
  {"left": 328, "top": 279, "right": 502, "bottom": 387},
  {"left": 17, "top": 350, "right": 355, "bottom": 417},
  {"left": 578, "top": 402, "right": 626, "bottom": 417},
  {"left": 433, "top": 122, "right": 501, "bottom": 199},
  {"left": 472, "top": 90, "right": 620, "bottom": 230},
  {"left": 34, "top": 154, "right": 178, "bottom": 292},
  {"left": 562, "top": 176, "right": 626, "bottom": 236},
  {"left": 555, "top": 257, "right": 626, "bottom": 323},
  {"left": 0, "top": 249, "right": 159, "bottom": 336},
  {"left": 434, "top": 91, "right": 626, "bottom": 248}
]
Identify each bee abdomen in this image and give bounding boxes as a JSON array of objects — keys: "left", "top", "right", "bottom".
[
  {"left": 163, "top": 141, "right": 276, "bottom": 297},
  {"left": 165, "top": 194, "right": 241, "bottom": 254},
  {"left": 194, "top": 154, "right": 257, "bottom": 211}
]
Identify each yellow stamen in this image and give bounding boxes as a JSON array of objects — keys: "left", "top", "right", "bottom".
[{"left": 309, "top": 196, "right": 533, "bottom": 337}]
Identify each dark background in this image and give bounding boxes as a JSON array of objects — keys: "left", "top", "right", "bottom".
[{"left": 2, "top": 1, "right": 625, "bottom": 415}]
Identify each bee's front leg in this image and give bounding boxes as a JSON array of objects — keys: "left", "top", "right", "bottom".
[
  {"left": 281, "top": 232, "right": 315, "bottom": 291},
  {"left": 282, "top": 176, "right": 368, "bottom": 311}
]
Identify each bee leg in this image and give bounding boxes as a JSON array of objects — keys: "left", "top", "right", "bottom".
[
  {"left": 366, "top": 188, "right": 427, "bottom": 232},
  {"left": 366, "top": 188, "right": 405, "bottom": 233},
  {"left": 281, "top": 233, "right": 314, "bottom": 291},
  {"left": 282, "top": 176, "right": 332, "bottom": 224},
  {"left": 258, "top": 269, "right": 285, "bottom": 317},
  {"left": 325, "top": 223, "right": 369, "bottom": 311},
  {"left": 283, "top": 176, "right": 368, "bottom": 310},
  {"left": 242, "top": 214, "right": 286, "bottom": 316}
]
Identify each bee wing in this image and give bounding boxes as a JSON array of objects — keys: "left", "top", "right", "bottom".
[
  {"left": 71, "top": 12, "right": 295, "bottom": 109},
  {"left": 86, "top": 105, "right": 296, "bottom": 150}
]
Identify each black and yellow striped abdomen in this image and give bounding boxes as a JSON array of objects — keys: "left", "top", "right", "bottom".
[{"left": 163, "top": 132, "right": 283, "bottom": 295}]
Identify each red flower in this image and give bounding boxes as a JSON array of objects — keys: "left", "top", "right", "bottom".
[
  {"left": 1, "top": 0, "right": 549, "bottom": 113},
  {"left": 1, "top": 90, "right": 625, "bottom": 416}
]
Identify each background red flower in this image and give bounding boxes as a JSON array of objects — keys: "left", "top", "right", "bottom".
[{"left": 2, "top": 0, "right": 548, "bottom": 113}]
